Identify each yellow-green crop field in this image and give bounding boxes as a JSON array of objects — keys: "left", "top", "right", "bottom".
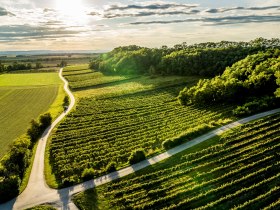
[{"left": 0, "top": 73, "right": 63, "bottom": 158}]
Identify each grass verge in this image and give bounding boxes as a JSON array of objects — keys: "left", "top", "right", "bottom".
[
  {"left": 25, "top": 205, "right": 56, "bottom": 210},
  {"left": 44, "top": 134, "right": 59, "bottom": 188},
  {"left": 19, "top": 139, "right": 39, "bottom": 193}
]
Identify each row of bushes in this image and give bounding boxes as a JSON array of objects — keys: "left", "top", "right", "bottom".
[
  {"left": 162, "top": 119, "right": 231, "bottom": 150},
  {"left": 0, "top": 113, "right": 52, "bottom": 203},
  {"left": 232, "top": 96, "right": 280, "bottom": 117},
  {"left": 0, "top": 62, "right": 44, "bottom": 73},
  {"left": 65, "top": 150, "right": 147, "bottom": 186}
]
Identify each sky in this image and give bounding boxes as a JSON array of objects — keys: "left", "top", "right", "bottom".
[{"left": 0, "top": 0, "right": 279, "bottom": 51}]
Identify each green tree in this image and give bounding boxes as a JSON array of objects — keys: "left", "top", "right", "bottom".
[
  {"left": 0, "top": 62, "right": 5, "bottom": 73},
  {"left": 178, "top": 50, "right": 280, "bottom": 105},
  {"left": 35, "top": 62, "right": 43, "bottom": 69},
  {"left": 63, "top": 96, "right": 69, "bottom": 107},
  {"left": 39, "top": 113, "right": 52, "bottom": 130},
  {"left": 59, "top": 61, "right": 67, "bottom": 67},
  {"left": 275, "top": 71, "right": 280, "bottom": 97},
  {"left": 27, "top": 120, "right": 41, "bottom": 143}
]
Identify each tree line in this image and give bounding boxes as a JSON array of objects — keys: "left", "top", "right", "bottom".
[
  {"left": 0, "top": 113, "right": 52, "bottom": 203},
  {"left": 0, "top": 62, "right": 43, "bottom": 73},
  {"left": 89, "top": 38, "right": 280, "bottom": 77}
]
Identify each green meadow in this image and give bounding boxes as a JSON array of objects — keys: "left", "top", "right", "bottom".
[{"left": 0, "top": 72, "right": 63, "bottom": 158}]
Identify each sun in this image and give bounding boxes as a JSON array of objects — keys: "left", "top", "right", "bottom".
[{"left": 55, "top": 0, "right": 88, "bottom": 25}]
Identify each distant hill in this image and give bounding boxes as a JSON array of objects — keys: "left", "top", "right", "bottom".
[{"left": 0, "top": 50, "right": 107, "bottom": 56}]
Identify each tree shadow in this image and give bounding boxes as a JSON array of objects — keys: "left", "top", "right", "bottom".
[{"left": 0, "top": 197, "right": 17, "bottom": 210}]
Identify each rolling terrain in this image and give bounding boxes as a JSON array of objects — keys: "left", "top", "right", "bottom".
[
  {"left": 46, "top": 65, "right": 235, "bottom": 186},
  {"left": 1, "top": 39, "right": 280, "bottom": 209}
]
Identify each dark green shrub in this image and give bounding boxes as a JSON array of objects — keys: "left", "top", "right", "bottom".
[
  {"left": 27, "top": 120, "right": 41, "bottom": 143},
  {"left": 62, "top": 175, "right": 79, "bottom": 187},
  {"left": 27, "top": 113, "right": 52, "bottom": 143},
  {"left": 162, "top": 139, "right": 175, "bottom": 150},
  {"left": 106, "top": 162, "right": 117, "bottom": 173},
  {"left": 233, "top": 96, "right": 279, "bottom": 117},
  {"left": 39, "top": 113, "right": 52, "bottom": 130},
  {"left": 81, "top": 168, "right": 95, "bottom": 181},
  {"left": 128, "top": 149, "right": 146, "bottom": 165},
  {"left": 63, "top": 96, "right": 69, "bottom": 107},
  {"left": 0, "top": 175, "right": 20, "bottom": 203}
]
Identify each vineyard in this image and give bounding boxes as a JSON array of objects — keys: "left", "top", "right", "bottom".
[
  {"left": 49, "top": 73, "right": 234, "bottom": 185},
  {"left": 73, "top": 113, "right": 280, "bottom": 210},
  {"left": 63, "top": 65, "right": 135, "bottom": 90}
]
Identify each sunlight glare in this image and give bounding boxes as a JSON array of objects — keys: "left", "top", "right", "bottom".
[{"left": 55, "top": 0, "right": 88, "bottom": 25}]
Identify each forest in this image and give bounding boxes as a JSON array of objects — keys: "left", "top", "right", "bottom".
[
  {"left": 90, "top": 38, "right": 280, "bottom": 117},
  {"left": 178, "top": 50, "right": 280, "bottom": 116},
  {"left": 90, "top": 38, "right": 280, "bottom": 76}
]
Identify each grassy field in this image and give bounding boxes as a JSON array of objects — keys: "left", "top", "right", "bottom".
[
  {"left": 73, "top": 113, "right": 280, "bottom": 210},
  {"left": 46, "top": 65, "right": 234, "bottom": 186},
  {"left": 0, "top": 73, "right": 61, "bottom": 86},
  {"left": 0, "top": 72, "right": 63, "bottom": 159}
]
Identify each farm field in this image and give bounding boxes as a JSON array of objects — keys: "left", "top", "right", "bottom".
[
  {"left": 0, "top": 54, "right": 95, "bottom": 68},
  {"left": 63, "top": 65, "right": 135, "bottom": 90},
  {"left": 0, "top": 73, "right": 61, "bottom": 86},
  {"left": 47, "top": 66, "right": 234, "bottom": 186},
  {"left": 62, "top": 65, "right": 200, "bottom": 97},
  {"left": 73, "top": 112, "right": 280, "bottom": 210},
  {"left": 0, "top": 72, "right": 63, "bottom": 158}
]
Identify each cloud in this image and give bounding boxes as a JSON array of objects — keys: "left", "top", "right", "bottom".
[
  {"left": 0, "top": 7, "right": 15, "bottom": 16},
  {"left": 88, "top": 3, "right": 280, "bottom": 20},
  {"left": 0, "top": 25, "right": 82, "bottom": 41},
  {"left": 130, "top": 15, "right": 280, "bottom": 25},
  {"left": 249, "top": 5, "right": 280, "bottom": 10},
  {"left": 205, "top": 5, "right": 280, "bottom": 13},
  {"left": 41, "top": 20, "right": 65, "bottom": 26},
  {"left": 106, "top": 2, "right": 197, "bottom": 11},
  {"left": 89, "top": 2, "right": 199, "bottom": 18},
  {"left": 103, "top": 10, "right": 200, "bottom": 18}
]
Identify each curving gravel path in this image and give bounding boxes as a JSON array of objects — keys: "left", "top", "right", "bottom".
[
  {"left": 0, "top": 68, "right": 279, "bottom": 209},
  {"left": 0, "top": 68, "right": 77, "bottom": 210}
]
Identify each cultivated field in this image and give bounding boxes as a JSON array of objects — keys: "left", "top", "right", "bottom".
[
  {"left": 0, "top": 72, "right": 63, "bottom": 158},
  {"left": 63, "top": 67, "right": 134, "bottom": 90},
  {"left": 0, "top": 54, "right": 95, "bottom": 68},
  {"left": 62, "top": 65, "right": 200, "bottom": 97},
  {"left": 73, "top": 113, "right": 280, "bottom": 210},
  {"left": 47, "top": 66, "right": 234, "bottom": 186},
  {"left": 0, "top": 73, "right": 61, "bottom": 86}
]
